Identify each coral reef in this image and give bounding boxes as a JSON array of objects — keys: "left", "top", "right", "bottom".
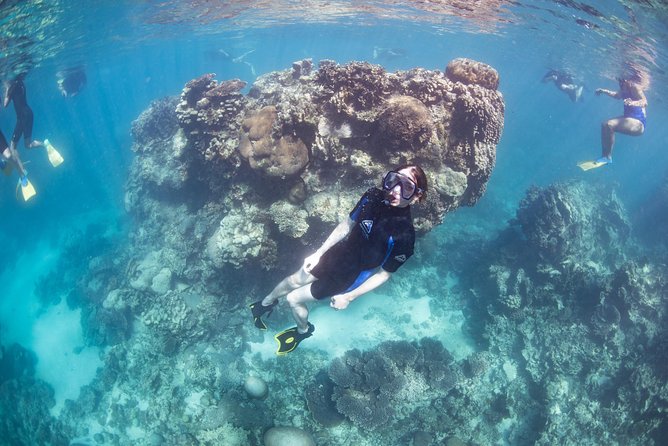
[
  {"left": 238, "top": 106, "right": 310, "bottom": 178},
  {"left": 445, "top": 57, "right": 500, "bottom": 90},
  {"left": 263, "top": 426, "right": 315, "bottom": 446},
  {"left": 126, "top": 58, "right": 504, "bottom": 276},
  {"left": 0, "top": 59, "right": 507, "bottom": 446},
  {"left": 315, "top": 338, "right": 460, "bottom": 430},
  {"left": 517, "top": 181, "right": 630, "bottom": 264},
  {"left": 443, "top": 180, "right": 668, "bottom": 445}
]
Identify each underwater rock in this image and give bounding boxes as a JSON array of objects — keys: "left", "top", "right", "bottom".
[
  {"left": 131, "top": 96, "right": 180, "bottom": 147},
  {"left": 315, "top": 60, "right": 392, "bottom": 115},
  {"left": 269, "top": 200, "right": 309, "bottom": 238},
  {"left": 0, "top": 377, "right": 67, "bottom": 445},
  {"left": 517, "top": 181, "right": 629, "bottom": 264},
  {"left": 82, "top": 306, "right": 131, "bottom": 346},
  {"left": 445, "top": 57, "right": 499, "bottom": 90},
  {"left": 606, "top": 261, "right": 667, "bottom": 343},
  {"left": 243, "top": 375, "right": 268, "bottom": 399},
  {"left": 238, "top": 105, "right": 308, "bottom": 177},
  {"left": 373, "top": 95, "right": 434, "bottom": 152},
  {"left": 150, "top": 267, "right": 173, "bottom": 294},
  {"left": 304, "top": 370, "right": 345, "bottom": 427},
  {"left": 205, "top": 206, "right": 278, "bottom": 269},
  {"left": 327, "top": 338, "right": 458, "bottom": 430},
  {"left": 635, "top": 169, "right": 668, "bottom": 248},
  {"left": 412, "top": 430, "right": 434, "bottom": 446},
  {"left": 263, "top": 426, "right": 315, "bottom": 446},
  {"left": 287, "top": 177, "right": 307, "bottom": 204},
  {"left": 175, "top": 73, "right": 247, "bottom": 176},
  {"left": 292, "top": 58, "right": 313, "bottom": 78},
  {"left": 0, "top": 344, "right": 36, "bottom": 384}
]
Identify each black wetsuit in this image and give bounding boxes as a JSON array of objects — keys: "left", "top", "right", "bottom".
[
  {"left": 6, "top": 79, "right": 34, "bottom": 146},
  {"left": 0, "top": 130, "right": 8, "bottom": 152},
  {"left": 310, "top": 187, "right": 415, "bottom": 299}
]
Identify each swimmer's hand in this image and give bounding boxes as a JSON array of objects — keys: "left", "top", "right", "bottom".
[
  {"left": 595, "top": 88, "right": 604, "bottom": 95},
  {"left": 330, "top": 294, "right": 351, "bottom": 310},
  {"left": 303, "top": 252, "right": 322, "bottom": 273}
]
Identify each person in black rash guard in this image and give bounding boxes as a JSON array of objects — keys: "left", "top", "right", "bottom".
[
  {"left": 4, "top": 74, "right": 43, "bottom": 150},
  {"left": 250, "top": 164, "right": 428, "bottom": 355},
  {"left": 542, "top": 69, "right": 583, "bottom": 103},
  {"left": 0, "top": 118, "right": 28, "bottom": 183},
  {"left": 3, "top": 74, "right": 43, "bottom": 183}
]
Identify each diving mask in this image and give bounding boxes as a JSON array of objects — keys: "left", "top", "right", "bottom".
[{"left": 382, "top": 171, "right": 421, "bottom": 200}]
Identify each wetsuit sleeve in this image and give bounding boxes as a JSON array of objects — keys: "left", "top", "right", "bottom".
[{"left": 381, "top": 230, "right": 414, "bottom": 273}]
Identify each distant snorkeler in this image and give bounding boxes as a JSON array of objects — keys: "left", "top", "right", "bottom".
[
  {"left": 372, "top": 46, "right": 406, "bottom": 60},
  {"left": 3, "top": 73, "right": 41, "bottom": 199},
  {"left": 213, "top": 48, "right": 256, "bottom": 76},
  {"left": 541, "top": 69, "right": 584, "bottom": 102},
  {"left": 250, "top": 165, "right": 428, "bottom": 355},
  {"left": 56, "top": 65, "right": 87, "bottom": 97},
  {"left": 578, "top": 75, "right": 647, "bottom": 171}
]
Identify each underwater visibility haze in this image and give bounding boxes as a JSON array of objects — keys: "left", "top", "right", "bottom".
[{"left": 1, "top": 1, "right": 668, "bottom": 445}]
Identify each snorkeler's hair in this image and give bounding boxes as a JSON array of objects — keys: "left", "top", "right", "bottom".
[{"left": 395, "top": 164, "right": 428, "bottom": 202}]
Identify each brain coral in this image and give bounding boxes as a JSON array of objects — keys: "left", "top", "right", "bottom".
[
  {"left": 445, "top": 58, "right": 500, "bottom": 90},
  {"left": 374, "top": 95, "right": 434, "bottom": 153}
]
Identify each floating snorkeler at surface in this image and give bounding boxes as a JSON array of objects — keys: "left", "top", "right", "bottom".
[
  {"left": 250, "top": 165, "right": 428, "bottom": 355},
  {"left": 541, "top": 69, "right": 583, "bottom": 102},
  {"left": 57, "top": 65, "right": 87, "bottom": 97},
  {"left": 578, "top": 75, "right": 647, "bottom": 171},
  {"left": 3, "top": 74, "right": 64, "bottom": 201}
]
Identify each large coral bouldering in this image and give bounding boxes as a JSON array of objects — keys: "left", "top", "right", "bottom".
[{"left": 128, "top": 58, "right": 504, "bottom": 272}]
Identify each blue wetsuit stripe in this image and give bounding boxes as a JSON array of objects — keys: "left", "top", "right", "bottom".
[
  {"left": 349, "top": 195, "right": 368, "bottom": 222},
  {"left": 381, "top": 235, "right": 395, "bottom": 267},
  {"left": 344, "top": 236, "right": 395, "bottom": 293},
  {"left": 344, "top": 270, "right": 374, "bottom": 292}
]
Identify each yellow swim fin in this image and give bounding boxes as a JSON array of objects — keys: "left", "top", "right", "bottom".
[
  {"left": 274, "top": 323, "right": 314, "bottom": 355},
  {"left": 577, "top": 158, "right": 610, "bottom": 171},
  {"left": 44, "top": 139, "right": 64, "bottom": 167},
  {"left": 17, "top": 178, "right": 37, "bottom": 202}
]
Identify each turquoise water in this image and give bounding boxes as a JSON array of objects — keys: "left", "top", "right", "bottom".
[{"left": 1, "top": 1, "right": 668, "bottom": 445}]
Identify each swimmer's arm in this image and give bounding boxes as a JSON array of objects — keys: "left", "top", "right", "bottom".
[
  {"left": 330, "top": 269, "right": 391, "bottom": 310},
  {"left": 317, "top": 218, "right": 353, "bottom": 255},
  {"left": 303, "top": 218, "right": 354, "bottom": 272},
  {"left": 595, "top": 88, "right": 621, "bottom": 99}
]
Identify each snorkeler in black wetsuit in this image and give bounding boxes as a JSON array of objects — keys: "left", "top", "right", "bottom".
[
  {"left": 0, "top": 129, "right": 10, "bottom": 171},
  {"left": 3, "top": 75, "right": 43, "bottom": 152},
  {"left": 57, "top": 66, "right": 87, "bottom": 97},
  {"left": 542, "top": 69, "right": 583, "bottom": 102},
  {"left": 250, "top": 164, "right": 428, "bottom": 355}
]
